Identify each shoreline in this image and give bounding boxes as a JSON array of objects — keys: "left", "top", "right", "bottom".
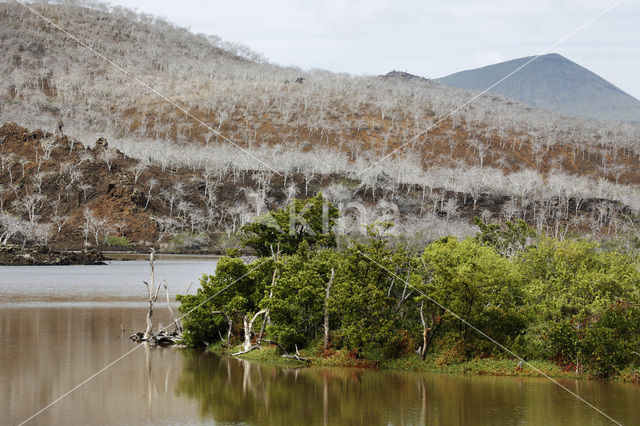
[
  {"left": 0, "top": 245, "right": 105, "bottom": 266},
  {"left": 0, "top": 245, "right": 227, "bottom": 265},
  {"left": 205, "top": 344, "right": 640, "bottom": 384},
  {"left": 103, "top": 250, "right": 222, "bottom": 261}
]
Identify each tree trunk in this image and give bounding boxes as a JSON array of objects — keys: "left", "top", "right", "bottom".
[
  {"left": 258, "top": 269, "right": 278, "bottom": 344},
  {"left": 163, "top": 279, "right": 182, "bottom": 333},
  {"left": 323, "top": 268, "right": 335, "bottom": 349},
  {"left": 212, "top": 311, "right": 232, "bottom": 347},
  {"left": 226, "top": 316, "right": 233, "bottom": 346},
  {"left": 143, "top": 249, "right": 161, "bottom": 340},
  {"left": 419, "top": 301, "right": 432, "bottom": 360},
  {"left": 242, "top": 309, "right": 267, "bottom": 352}
]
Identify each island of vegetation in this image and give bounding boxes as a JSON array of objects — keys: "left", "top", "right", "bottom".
[{"left": 177, "top": 193, "right": 640, "bottom": 382}]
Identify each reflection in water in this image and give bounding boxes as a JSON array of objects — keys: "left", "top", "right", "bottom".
[
  {"left": 2, "top": 260, "right": 639, "bottom": 426},
  {"left": 0, "top": 307, "right": 199, "bottom": 425},
  {"left": 175, "top": 351, "right": 639, "bottom": 426}
]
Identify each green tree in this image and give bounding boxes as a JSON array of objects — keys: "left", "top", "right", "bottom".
[
  {"left": 327, "top": 224, "right": 416, "bottom": 358},
  {"left": 519, "top": 238, "right": 640, "bottom": 376},
  {"left": 178, "top": 255, "right": 274, "bottom": 348},
  {"left": 262, "top": 244, "right": 336, "bottom": 351},
  {"left": 241, "top": 192, "right": 339, "bottom": 257},
  {"left": 579, "top": 301, "right": 640, "bottom": 377},
  {"left": 419, "top": 237, "right": 526, "bottom": 356},
  {"left": 474, "top": 217, "right": 536, "bottom": 257}
]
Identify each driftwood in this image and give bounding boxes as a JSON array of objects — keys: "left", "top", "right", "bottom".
[
  {"left": 281, "top": 345, "right": 310, "bottom": 363},
  {"left": 231, "top": 345, "right": 261, "bottom": 356},
  {"left": 281, "top": 353, "right": 310, "bottom": 363},
  {"left": 130, "top": 249, "right": 183, "bottom": 345},
  {"left": 130, "top": 330, "right": 181, "bottom": 345},
  {"left": 261, "top": 340, "right": 310, "bottom": 363},
  {"left": 231, "top": 338, "right": 310, "bottom": 363}
]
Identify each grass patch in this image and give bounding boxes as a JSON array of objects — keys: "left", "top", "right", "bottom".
[
  {"left": 383, "top": 354, "right": 581, "bottom": 378},
  {"left": 104, "top": 234, "right": 132, "bottom": 248},
  {"left": 206, "top": 343, "right": 308, "bottom": 366},
  {"left": 302, "top": 348, "right": 380, "bottom": 368}
]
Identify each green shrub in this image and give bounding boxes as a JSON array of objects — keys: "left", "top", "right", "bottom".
[
  {"left": 169, "top": 231, "right": 209, "bottom": 249},
  {"left": 104, "top": 234, "right": 132, "bottom": 248}
]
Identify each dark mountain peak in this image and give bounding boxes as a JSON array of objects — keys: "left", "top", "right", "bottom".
[
  {"left": 383, "top": 70, "right": 431, "bottom": 83},
  {"left": 540, "top": 52, "right": 566, "bottom": 60},
  {"left": 437, "top": 54, "right": 640, "bottom": 122}
]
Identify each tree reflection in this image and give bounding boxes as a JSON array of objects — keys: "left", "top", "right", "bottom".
[
  {"left": 174, "top": 351, "right": 636, "bottom": 425},
  {"left": 175, "top": 351, "right": 428, "bottom": 425}
]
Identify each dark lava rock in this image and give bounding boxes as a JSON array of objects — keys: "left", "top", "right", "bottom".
[
  {"left": 0, "top": 245, "right": 106, "bottom": 266},
  {"left": 95, "top": 137, "right": 108, "bottom": 148}
]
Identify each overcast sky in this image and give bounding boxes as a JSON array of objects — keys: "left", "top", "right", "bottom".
[{"left": 109, "top": 0, "right": 640, "bottom": 99}]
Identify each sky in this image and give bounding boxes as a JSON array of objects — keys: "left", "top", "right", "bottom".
[{"left": 109, "top": 0, "right": 640, "bottom": 99}]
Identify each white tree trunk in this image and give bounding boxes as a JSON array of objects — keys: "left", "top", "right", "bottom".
[
  {"left": 143, "top": 249, "right": 161, "bottom": 340},
  {"left": 418, "top": 301, "right": 432, "bottom": 360},
  {"left": 242, "top": 309, "right": 267, "bottom": 352},
  {"left": 163, "top": 279, "right": 181, "bottom": 333}
]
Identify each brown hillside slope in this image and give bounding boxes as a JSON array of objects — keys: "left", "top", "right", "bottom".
[
  {"left": 1, "top": 122, "right": 637, "bottom": 251},
  {"left": 2, "top": 2, "right": 640, "bottom": 250}
]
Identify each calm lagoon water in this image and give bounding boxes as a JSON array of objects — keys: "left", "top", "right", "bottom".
[{"left": 1, "top": 260, "right": 637, "bottom": 425}]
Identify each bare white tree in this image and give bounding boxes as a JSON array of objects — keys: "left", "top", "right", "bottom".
[
  {"left": 152, "top": 215, "right": 178, "bottom": 242},
  {"left": 0, "top": 184, "right": 7, "bottom": 211},
  {"left": 81, "top": 208, "right": 110, "bottom": 246},
  {"left": 0, "top": 212, "right": 23, "bottom": 245},
  {"left": 51, "top": 214, "right": 70, "bottom": 233},
  {"left": 14, "top": 193, "right": 45, "bottom": 224},
  {"left": 142, "top": 177, "right": 157, "bottom": 211},
  {"left": 98, "top": 149, "right": 117, "bottom": 172},
  {"left": 18, "top": 157, "right": 29, "bottom": 178},
  {"left": 78, "top": 183, "right": 91, "bottom": 203},
  {"left": 130, "top": 161, "right": 148, "bottom": 184}
]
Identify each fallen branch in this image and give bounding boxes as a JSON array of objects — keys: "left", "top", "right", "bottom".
[
  {"left": 231, "top": 345, "right": 261, "bottom": 356},
  {"left": 281, "top": 353, "right": 310, "bottom": 363},
  {"left": 281, "top": 344, "right": 310, "bottom": 363},
  {"left": 130, "top": 329, "right": 181, "bottom": 345}
]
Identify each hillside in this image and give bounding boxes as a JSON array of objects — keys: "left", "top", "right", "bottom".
[
  {"left": 2, "top": 1, "right": 640, "bottom": 251},
  {"left": 437, "top": 53, "right": 640, "bottom": 122}
]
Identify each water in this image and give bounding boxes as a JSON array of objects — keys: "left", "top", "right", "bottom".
[
  {"left": 1, "top": 260, "right": 638, "bottom": 425},
  {"left": 0, "top": 258, "right": 218, "bottom": 305}
]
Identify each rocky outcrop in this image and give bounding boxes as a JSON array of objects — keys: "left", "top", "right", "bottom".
[{"left": 0, "top": 245, "right": 105, "bottom": 265}]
